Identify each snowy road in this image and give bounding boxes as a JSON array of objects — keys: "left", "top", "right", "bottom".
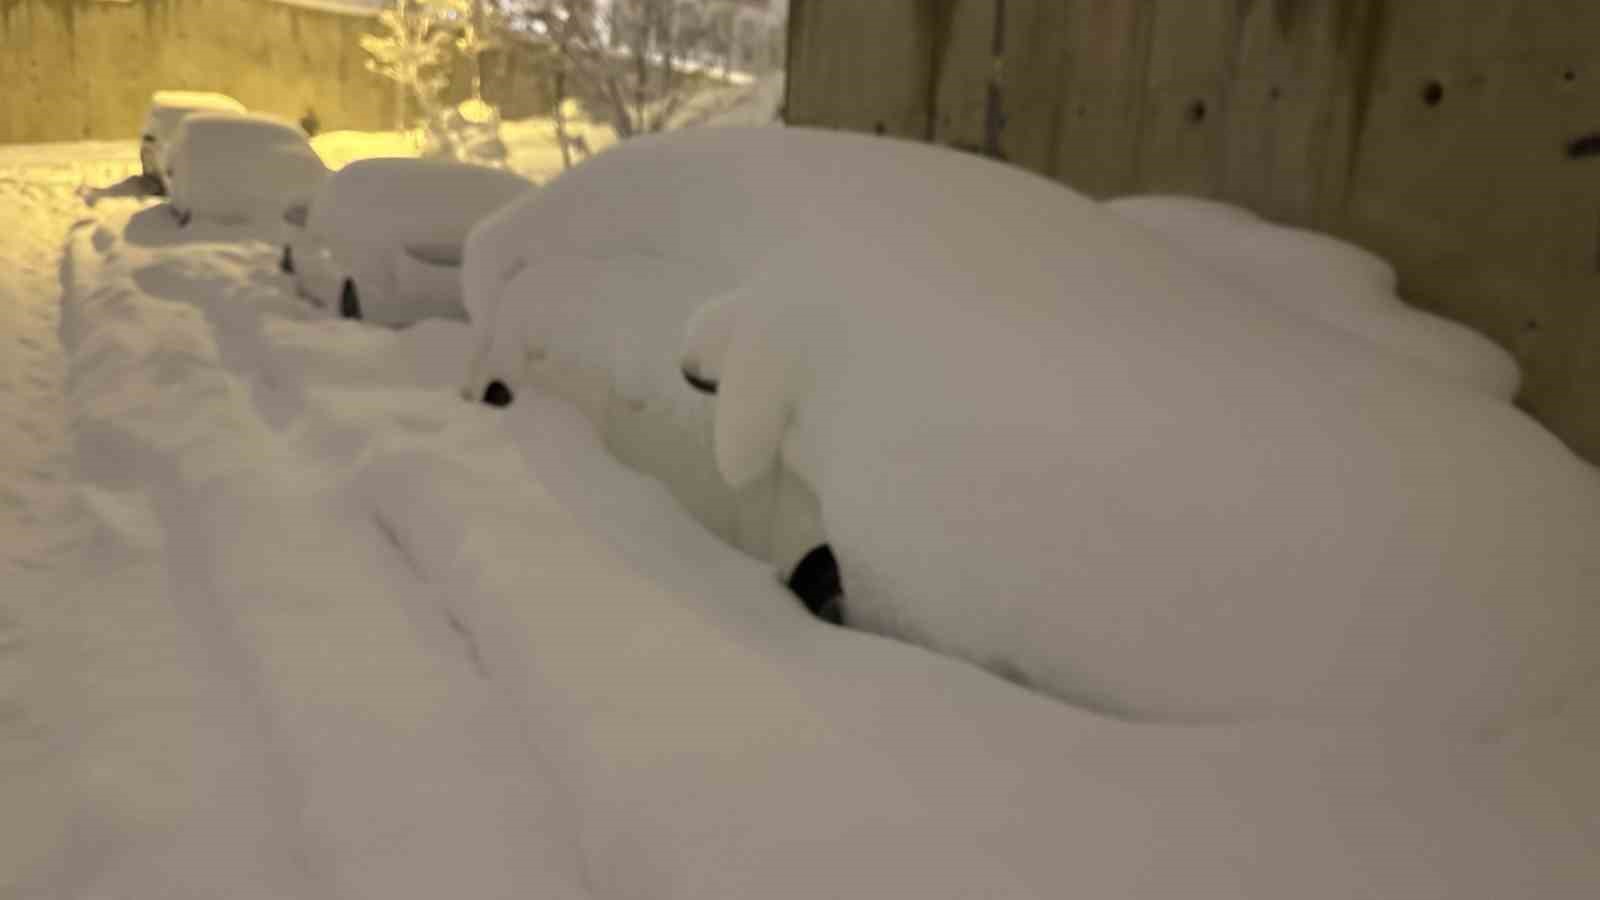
[
  {"left": 0, "top": 156, "right": 117, "bottom": 573},
  {"left": 0, "top": 145, "right": 142, "bottom": 892}
]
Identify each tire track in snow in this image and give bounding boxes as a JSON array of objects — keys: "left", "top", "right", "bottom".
[
  {"left": 369, "top": 505, "right": 492, "bottom": 678},
  {"left": 162, "top": 234, "right": 509, "bottom": 689},
  {"left": 62, "top": 214, "right": 589, "bottom": 899},
  {"left": 0, "top": 172, "right": 108, "bottom": 894},
  {"left": 166, "top": 230, "right": 600, "bottom": 897},
  {"left": 57, "top": 222, "right": 334, "bottom": 899}
]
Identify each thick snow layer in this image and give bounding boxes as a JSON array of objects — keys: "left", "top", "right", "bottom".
[
  {"left": 459, "top": 125, "right": 877, "bottom": 510},
  {"left": 461, "top": 127, "right": 798, "bottom": 334},
  {"left": 1106, "top": 195, "right": 1520, "bottom": 398},
  {"left": 368, "top": 391, "right": 1600, "bottom": 900},
  {"left": 461, "top": 188, "right": 807, "bottom": 566},
  {"left": 503, "top": 388, "right": 1600, "bottom": 900},
  {"left": 167, "top": 113, "right": 327, "bottom": 225},
  {"left": 499, "top": 126, "right": 1599, "bottom": 730},
  {"left": 292, "top": 158, "right": 533, "bottom": 323},
  {"left": 19, "top": 178, "right": 1600, "bottom": 898},
  {"left": 141, "top": 92, "right": 246, "bottom": 143}
]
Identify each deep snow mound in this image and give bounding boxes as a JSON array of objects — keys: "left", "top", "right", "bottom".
[
  {"left": 563, "top": 128, "right": 1600, "bottom": 731},
  {"left": 1106, "top": 194, "right": 1520, "bottom": 399}
]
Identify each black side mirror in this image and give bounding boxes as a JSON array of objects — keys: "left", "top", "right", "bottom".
[
  {"left": 482, "top": 380, "right": 514, "bottom": 408},
  {"left": 681, "top": 367, "right": 718, "bottom": 395},
  {"left": 787, "top": 544, "right": 845, "bottom": 626}
]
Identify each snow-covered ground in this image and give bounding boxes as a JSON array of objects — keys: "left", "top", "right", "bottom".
[
  {"left": 0, "top": 145, "right": 143, "bottom": 893},
  {"left": 3, "top": 131, "right": 1599, "bottom": 898}
]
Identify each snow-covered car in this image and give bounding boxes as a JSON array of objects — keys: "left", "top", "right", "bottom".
[
  {"left": 165, "top": 112, "right": 327, "bottom": 228},
  {"left": 460, "top": 130, "right": 824, "bottom": 575},
  {"left": 286, "top": 158, "right": 533, "bottom": 324},
  {"left": 465, "top": 126, "right": 1600, "bottom": 734},
  {"left": 139, "top": 91, "right": 246, "bottom": 194},
  {"left": 1105, "top": 194, "right": 1521, "bottom": 399}
]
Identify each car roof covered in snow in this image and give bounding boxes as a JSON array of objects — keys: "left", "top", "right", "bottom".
[
  {"left": 173, "top": 112, "right": 310, "bottom": 149},
  {"left": 307, "top": 157, "right": 533, "bottom": 248},
  {"left": 144, "top": 92, "right": 247, "bottom": 139}
]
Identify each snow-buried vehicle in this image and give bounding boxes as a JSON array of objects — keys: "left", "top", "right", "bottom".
[
  {"left": 463, "top": 126, "right": 1600, "bottom": 731},
  {"left": 287, "top": 158, "right": 534, "bottom": 325},
  {"left": 165, "top": 113, "right": 326, "bottom": 228},
  {"left": 139, "top": 91, "right": 246, "bottom": 195}
]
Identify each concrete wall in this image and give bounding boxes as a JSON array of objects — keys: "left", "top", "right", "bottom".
[
  {"left": 0, "top": 0, "right": 397, "bottom": 142},
  {"left": 787, "top": 0, "right": 1600, "bottom": 463},
  {"left": 0, "top": 0, "right": 561, "bottom": 143}
]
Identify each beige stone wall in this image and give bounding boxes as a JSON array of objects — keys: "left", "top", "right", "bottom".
[
  {"left": 0, "top": 0, "right": 397, "bottom": 142},
  {"left": 787, "top": 0, "right": 1600, "bottom": 464}
]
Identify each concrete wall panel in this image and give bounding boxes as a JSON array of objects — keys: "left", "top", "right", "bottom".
[
  {"left": 1, "top": 0, "right": 558, "bottom": 144},
  {"left": 786, "top": 0, "right": 934, "bottom": 138},
  {"left": 0, "top": 0, "right": 399, "bottom": 142}
]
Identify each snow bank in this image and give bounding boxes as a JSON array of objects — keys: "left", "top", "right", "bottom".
[
  {"left": 166, "top": 113, "right": 328, "bottom": 226},
  {"left": 1106, "top": 195, "right": 1520, "bottom": 398},
  {"left": 356, "top": 384, "right": 1600, "bottom": 900}
]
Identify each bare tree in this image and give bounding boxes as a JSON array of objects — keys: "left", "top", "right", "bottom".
[
  {"left": 364, "top": 1, "right": 511, "bottom": 164},
  {"left": 361, "top": 0, "right": 454, "bottom": 129},
  {"left": 421, "top": 0, "right": 505, "bottom": 104},
  {"left": 503, "top": 0, "right": 713, "bottom": 142}
]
